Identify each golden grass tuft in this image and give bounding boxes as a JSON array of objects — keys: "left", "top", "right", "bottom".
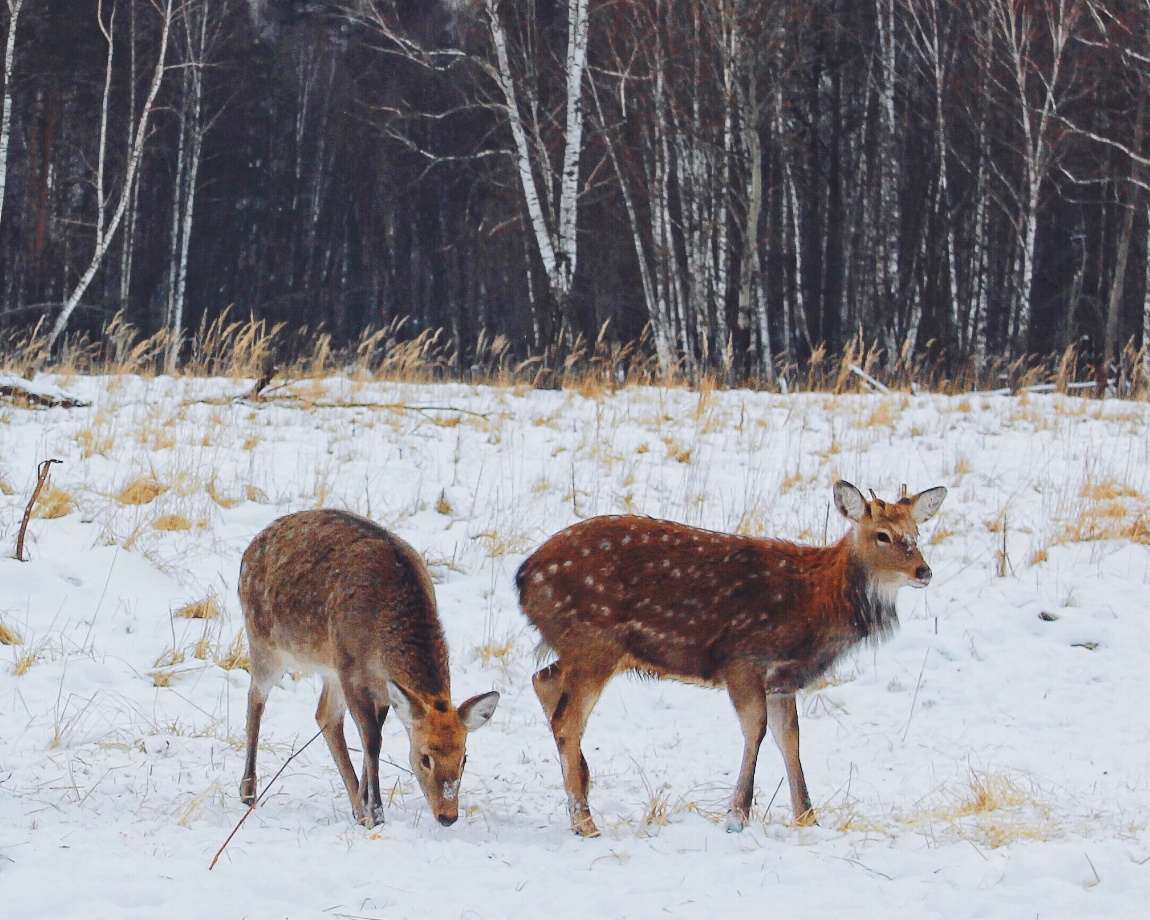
[
  {"left": 0, "top": 621, "right": 22, "bottom": 645},
  {"left": 32, "top": 486, "right": 77, "bottom": 519},
  {"left": 0, "top": 474, "right": 14, "bottom": 496},
  {"left": 176, "top": 596, "right": 221, "bottom": 620},
  {"left": 214, "top": 631, "right": 252, "bottom": 672},
  {"left": 150, "top": 670, "right": 178, "bottom": 687},
  {"left": 153, "top": 514, "right": 193, "bottom": 532},
  {"left": 909, "top": 769, "right": 1056, "bottom": 849},
  {"left": 436, "top": 489, "right": 454, "bottom": 516},
  {"left": 1053, "top": 503, "right": 1150, "bottom": 545},
  {"left": 1080, "top": 478, "right": 1141, "bottom": 501},
  {"left": 115, "top": 478, "right": 165, "bottom": 506},
  {"left": 474, "top": 636, "right": 517, "bottom": 670},
  {"left": 13, "top": 647, "right": 40, "bottom": 675}
]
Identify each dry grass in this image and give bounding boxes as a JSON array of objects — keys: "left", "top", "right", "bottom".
[
  {"left": 115, "top": 478, "right": 165, "bottom": 506},
  {"left": 214, "top": 630, "right": 252, "bottom": 672},
  {"left": 153, "top": 514, "right": 194, "bottom": 532},
  {"left": 906, "top": 769, "right": 1056, "bottom": 849},
  {"left": 175, "top": 596, "right": 221, "bottom": 620},
  {"left": 474, "top": 636, "right": 517, "bottom": 671},
  {"left": 0, "top": 620, "right": 22, "bottom": 645},
  {"left": 4, "top": 304, "right": 1124, "bottom": 397},
  {"left": 32, "top": 485, "right": 77, "bottom": 519}
]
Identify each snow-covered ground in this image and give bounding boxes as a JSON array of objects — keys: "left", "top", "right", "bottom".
[{"left": 1, "top": 375, "right": 1148, "bottom": 919}]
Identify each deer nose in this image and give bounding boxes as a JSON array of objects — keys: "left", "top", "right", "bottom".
[
  {"left": 437, "top": 813, "right": 458, "bottom": 827},
  {"left": 914, "top": 565, "right": 932, "bottom": 585}
]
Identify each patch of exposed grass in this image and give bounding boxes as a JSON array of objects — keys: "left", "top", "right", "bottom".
[
  {"left": 0, "top": 620, "right": 22, "bottom": 646},
  {"left": 115, "top": 478, "right": 165, "bottom": 506},
  {"left": 153, "top": 514, "right": 194, "bottom": 532},
  {"left": 175, "top": 596, "right": 221, "bottom": 620},
  {"left": 214, "top": 631, "right": 251, "bottom": 672},
  {"left": 32, "top": 485, "right": 77, "bottom": 519}
]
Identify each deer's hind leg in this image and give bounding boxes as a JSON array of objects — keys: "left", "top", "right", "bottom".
[
  {"left": 534, "top": 658, "right": 612, "bottom": 837},
  {"left": 240, "top": 641, "right": 286, "bottom": 806}
]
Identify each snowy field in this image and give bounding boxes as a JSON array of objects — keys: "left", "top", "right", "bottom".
[{"left": 1, "top": 374, "right": 1149, "bottom": 919}]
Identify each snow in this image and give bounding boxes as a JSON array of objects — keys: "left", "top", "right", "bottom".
[{"left": 1, "top": 376, "right": 1148, "bottom": 919}]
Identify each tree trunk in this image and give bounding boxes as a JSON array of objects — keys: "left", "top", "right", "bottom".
[
  {"left": 0, "top": 0, "right": 24, "bottom": 234},
  {"left": 38, "top": 0, "right": 174, "bottom": 367}
]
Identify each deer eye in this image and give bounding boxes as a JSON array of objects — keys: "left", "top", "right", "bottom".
[
  {"left": 876, "top": 532, "right": 892, "bottom": 544},
  {"left": 420, "top": 754, "right": 433, "bottom": 771}
]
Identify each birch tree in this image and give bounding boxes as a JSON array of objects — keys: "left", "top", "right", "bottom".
[
  {"left": 480, "top": 0, "right": 589, "bottom": 343},
  {"left": 165, "top": 0, "right": 217, "bottom": 373},
  {"left": 0, "top": 0, "right": 23, "bottom": 234},
  {"left": 37, "top": 0, "right": 174, "bottom": 367},
  {"left": 989, "top": 0, "right": 1084, "bottom": 355}
]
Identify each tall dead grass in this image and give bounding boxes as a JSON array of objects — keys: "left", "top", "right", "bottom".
[{"left": 2, "top": 310, "right": 1136, "bottom": 397}]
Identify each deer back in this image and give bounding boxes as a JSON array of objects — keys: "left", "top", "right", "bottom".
[
  {"left": 518, "top": 481, "right": 945, "bottom": 693},
  {"left": 239, "top": 509, "right": 450, "bottom": 698}
]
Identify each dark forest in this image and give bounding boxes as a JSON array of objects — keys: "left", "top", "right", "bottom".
[{"left": 2, "top": 0, "right": 1149, "bottom": 385}]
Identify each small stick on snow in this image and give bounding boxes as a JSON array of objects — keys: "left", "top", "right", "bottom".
[
  {"left": 209, "top": 728, "right": 323, "bottom": 870},
  {"left": 14, "top": 458, "right": 61, "bottom": 561},
  {"left": 901, "top": 645, "right": 931, "bottom": 742}
]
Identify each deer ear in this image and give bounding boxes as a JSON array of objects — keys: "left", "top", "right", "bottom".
[
  {"left": 911, "top": 486, "right": 947, "bottom": 523},
  {"left": 833, "top": 481, "right": 867, "bottom": 522},
  {"left": 387, "top": 680, "right": 423, "bottom": 728},
  {"left": 458, "top": 690, "right": 500, "bottom": 732}
]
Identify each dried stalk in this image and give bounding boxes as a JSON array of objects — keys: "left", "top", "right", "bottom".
[{"left": 14, "top": 458, "right": 61, "bottom": 561}]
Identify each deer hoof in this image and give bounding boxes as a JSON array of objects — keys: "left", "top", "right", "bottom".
[
  {"left": 239, "top": 777, "right": 257, "bottom": 806},
  {"left": 794, "top": 808, "right": 818, "bottom": 827},
  {"left": 569, "top": 805, "right": 600, "bottom": 837},
  {"left": 724, "top": 810, "right": 748, "bottom": 833}
]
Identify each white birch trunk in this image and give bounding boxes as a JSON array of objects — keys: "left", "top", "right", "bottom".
[
  {"left": 1143, "top": 204, "right": 1150, "bottom": 391},
  {"left": 555, "top": 0, "right": 589, "bottom": 294},
  {"left": 165, "top": 0, "right": 209, "bottom": 373},
  {"left": 0, "top": 0, "right": 24, "bottom": 233},
  {"left": 482, "top": 0, "right": 587, "bottom": 319},
  {"left": 39, "top": 0, "right": 173, "bottom": 365},
  {"left": 876, "top": 0, "right": 900, "bottom": 346}
]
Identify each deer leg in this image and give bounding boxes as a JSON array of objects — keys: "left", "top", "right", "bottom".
[
  {"left": 724, "top": 668, "right": 768, "bottom": 832},
  {"left": 317, "top": 678, "right": 363, "bottom": 823},
  {"left": 345, "top": 684, "right": 386, "bottom": 828},
  {"left": 240, "top": 676, "right": 270, "bottom": 806},
  {"left": 766, "top": 693, "right": 815, "bottom": 826},
  {"left": 534, "top": 661, "right": 609, "bottom": 837},
  {"left": 240, "top": 645, "right": 283, "bottom": 806}
]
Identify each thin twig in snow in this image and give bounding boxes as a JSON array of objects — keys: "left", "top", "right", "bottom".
[{"left": 209, "top": 728, "right": 323, "bottom": 870}]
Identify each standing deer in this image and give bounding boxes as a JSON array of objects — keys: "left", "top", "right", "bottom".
[
  {"left": 238, "top": 510, "right": 500, "bottom": 828},
  {"left": 517, "top": 480, "right": 946, "bottom": 836}
]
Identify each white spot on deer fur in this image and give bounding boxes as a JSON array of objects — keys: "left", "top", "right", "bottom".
[
  {"left": 662, "top": 559, "right": 671, "bottom": 569},
  {"left": 621, "top": 535, "right": 632, "bottom": 545},
  {"left": 600, "top": 565, "right": 614, "bottom": 577},
  {"left": 661, "top": 534, "right": 670, "bottom": 542},
  {"left": 581, "top": 547, "right": 591, "bottom": 557},
  {"left": 599, "top": 540, "right": 612, "bottom": 551},
  {"left": 534, "top": 571, "right": 546, "bottom": 583},
  {"left": 584, "top": 576, "right": 595, "bottom": 587},
  {"left": 641, "top": 534, "right": 650, "bottom": 544},
  {"left": 562, "top": 560, "right": 573, "bottom": 569},
  {"left": 672, "top": 568, "right": 681, "bottom": 578}
]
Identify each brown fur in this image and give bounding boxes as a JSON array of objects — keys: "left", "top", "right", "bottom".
[
  {"left": 238, "top": 509, "right": 499, "bottom": 828},
  {"left": 516, "top": 481, "right": 946, "bottom": 836}
]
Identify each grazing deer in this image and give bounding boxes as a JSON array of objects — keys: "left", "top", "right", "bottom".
[
  {"left": 238, "top": 509, "right": 500, "bottom": 828},
  {"left": 517, "top": 480, "right": 946, "bottom": 836}
]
